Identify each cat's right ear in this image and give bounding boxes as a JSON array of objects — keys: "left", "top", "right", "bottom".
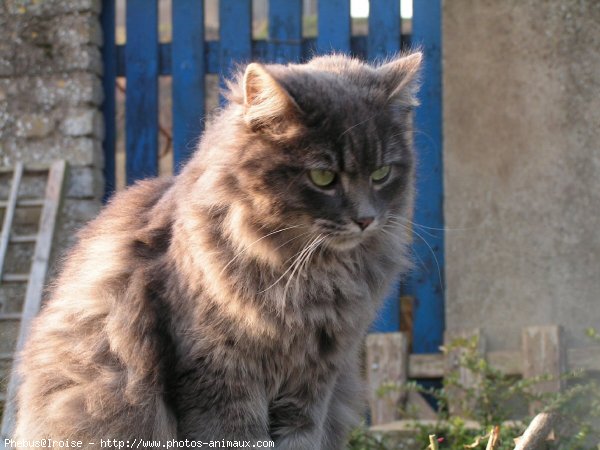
[{"left": 242, "top": 63, "right": 303, "bottom": 138}]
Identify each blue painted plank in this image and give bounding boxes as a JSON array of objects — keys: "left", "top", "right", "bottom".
[
  {"left": 317, "top": 0, "right": 351, "bottom": 54},
  {"left": 101, "top": 0, "right": 116, "bottom": 201},
  {"left": 219, "top": 0, "right": 252, "bottom": 99},
  {"left": 172, "top": 0, "right": 205, "bottom": 171},
  {"left": 114, "top": 37, "right": 380, "bottom": 76},
  {"left": 125, "top": 0, "right": 159, "bottom": 184},
  {"left": 370, "top": 279, "right": 401, "bottom": 333},
  {"left": 368, "top": 0, "right": 402, "bottom": 333},
  {"left": 268, "top": 0, "right": 302, "bottom": 63},
  {"left": 368, "top": 0, "right": 401, "bottom": 60},
  {"left": 407, "top": 0, "right": 445, "bottom": 354}
]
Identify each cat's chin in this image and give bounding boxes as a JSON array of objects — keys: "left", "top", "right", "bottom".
[{"left": 325, "top": 235, "right": 364, "bottom": 252}]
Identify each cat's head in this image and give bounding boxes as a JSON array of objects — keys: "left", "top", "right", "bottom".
[{"left": 195, "top": 53, "right": 422, "bottom": 257}]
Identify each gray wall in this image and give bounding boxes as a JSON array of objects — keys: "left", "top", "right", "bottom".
[{"left": 443, "top": 0, "right": 600, "bottom": 351}]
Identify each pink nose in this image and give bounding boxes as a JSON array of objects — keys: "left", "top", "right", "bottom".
[{"left": 353, "top": 217, "right": 374, "bottom": 230}]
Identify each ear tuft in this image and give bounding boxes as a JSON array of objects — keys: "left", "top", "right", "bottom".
[
  {"left": 378, "top": 52, "right": 423, "bottom": 107},
  {"left": 242, "top": 63, "right": 303, "bottom": 137}
]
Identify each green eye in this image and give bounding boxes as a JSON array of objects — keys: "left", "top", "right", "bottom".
[
  {"left": 371, "top": 165, "right": 391, "bottom": 182},
  {"left": 309, "top": 169, "right": 336, "bottom": 188}
]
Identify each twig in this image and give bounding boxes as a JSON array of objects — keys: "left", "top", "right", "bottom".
[
  {"left": 486, "top": 426, "right": 500, "bottom": 450},
  {"left": 513, "top": 412, "right": 557, "bottom": 450},
  {"left": 428, "top": 434, "right": 439, "bottom": 450}
]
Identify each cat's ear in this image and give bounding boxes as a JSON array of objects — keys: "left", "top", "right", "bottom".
[
  {"left": 377, "top": 52, "right": 423, "bottom": 108},
  {"left": 242, "top": 63, "right": 303, "bottom": 138}
]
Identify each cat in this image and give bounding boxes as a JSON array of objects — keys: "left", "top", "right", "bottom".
[{"left": 13, "top": 52, "right": 422, "bottom": 449}]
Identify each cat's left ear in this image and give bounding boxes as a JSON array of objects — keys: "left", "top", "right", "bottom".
[
  {"left": 377, "top": 52, "right": 423, "bottom": 107},
  {"left": 242, "top": 63, "right": 304, "bottom": 139}
]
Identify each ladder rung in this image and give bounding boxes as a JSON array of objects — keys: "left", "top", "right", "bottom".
[
  {"left": 0, "top": 166, "right": 49, "bottom": 175},
  {"left": 10, "top": 235, "right": 37, "bottom": 244},
  {"left": 0, "top": 353, "right": 13, "bottom": 360},
  {"left": 0, "top": 198, "right": 44, "bottom": 208},
  {"left": 0, "top": 313, "right": 22, "bottom": 320},
  {"left": 1, "top": 273, "right": 29, "bottom": 283}
]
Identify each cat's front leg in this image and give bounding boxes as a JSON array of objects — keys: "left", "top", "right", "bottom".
[
  {"left": 320, "top": 363, "right": 366, "bottom": 450},
  {"left": 176, "top": 372, "right": 271, "bottom": 442},
  {"left": 270, "top": 382, "right": 335, "bottom": 450}
]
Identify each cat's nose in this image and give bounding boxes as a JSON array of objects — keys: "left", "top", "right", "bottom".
[{"left": 353, "top": 217, "right": 375, "bottom": 231}]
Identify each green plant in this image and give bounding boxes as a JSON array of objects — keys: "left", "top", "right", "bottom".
[{"left": 350, "top": 331, "right": 600, "bottom": 449}]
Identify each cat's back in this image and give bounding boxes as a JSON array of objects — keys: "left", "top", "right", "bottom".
[{"left": 14, "top": 176, "right": 177, "bottom": 443}]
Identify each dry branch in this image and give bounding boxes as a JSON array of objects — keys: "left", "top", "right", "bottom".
[{"left": 513, "top": 412, "right": 558, "bottom": 450}]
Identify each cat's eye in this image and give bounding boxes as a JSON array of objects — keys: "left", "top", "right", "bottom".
[
  {"left": 309, "top": 169, "right": 336, "bottom": 188},
  {"left": 371, "top": 165, "right": 391, "bottom": 183}
]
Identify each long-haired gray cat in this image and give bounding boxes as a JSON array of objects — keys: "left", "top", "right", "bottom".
[{"left": 14, "top": 52, "right": 422, "bottom": 449}]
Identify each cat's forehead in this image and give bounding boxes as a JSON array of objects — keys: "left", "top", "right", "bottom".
[{"left": 303, "top": 113, "right": 407, "bottom": 174}]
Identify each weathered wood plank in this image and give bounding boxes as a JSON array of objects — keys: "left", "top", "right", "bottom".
[
  {"left": 567, "top": 346, "right": 600, "bottom": 372},
  {"left": 406, "top": 390, "right": 438, "bottom": 420},
  {"left": 125, "top": 0, "right": 159, "bottom": 184},
  {"left": 367, "top": 332, "right": 408, "bottom": 425},
  {"left": 522, "top": 326, "right": 565, "bottom": 414},
  {"left": 408, "top": 353, "right": 444, "bottom": 378},
  {"left": 1, "top": 160, "right": 66, "bottom": 438},
  {"left": 268, "top": 0, "right": 303, "bottom": 63},
  {"left": 0, "top": 163, "right": 24, "bottom": 283},
  {"left": 444, "top": 329, "right": 485, "bottom": 416},
  {"left": 172, "top": 0, "right": 205, "bottom": 171}
]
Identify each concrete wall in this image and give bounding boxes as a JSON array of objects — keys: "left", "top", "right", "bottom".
[{"left": 443, "top": 0, "right": 600, "bottom": 351}]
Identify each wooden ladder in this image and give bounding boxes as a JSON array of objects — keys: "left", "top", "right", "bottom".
[{"left": 0, "top": 161, "right": 67, "bottom": 438}]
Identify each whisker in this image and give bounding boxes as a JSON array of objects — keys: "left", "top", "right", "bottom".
[
  {"left": 219, "top": 225, "right": 302, "bottom": 276},
  {"left": 388, "top": 220, "right": 443, "bottom": 288},
  {"left": 260, "top": 234, "right": 321, "bottom": 295}
]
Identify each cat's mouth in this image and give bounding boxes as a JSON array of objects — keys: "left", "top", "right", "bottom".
[{"left": 321, "top": 230, "right": 376, "bottom": 251}]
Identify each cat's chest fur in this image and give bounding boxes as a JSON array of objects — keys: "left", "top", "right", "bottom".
[{"left": 168, "top": 253, "right": 375, "bottom": 403}]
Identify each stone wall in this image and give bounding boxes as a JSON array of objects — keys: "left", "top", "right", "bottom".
[
  {"left": 0, "top": 0, "right": 104, "bottom": 260},
  {"left": 444, "top": 0, "right": 600, "bottom": 351}
]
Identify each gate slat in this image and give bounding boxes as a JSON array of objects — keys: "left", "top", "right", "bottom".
[
  {"left": 317, "top": 0, "right": 350, "bottom": 54},
  {"left": 408, "top": 0, "right": 445, "bottom": 353},
  {"left": 368, "top": 0, "right": 401, "bottom": 60},
  {"left": 125, "top": 0, "right": 159, "bottom": 184},
  {"left": 268, "top": 0, "right": 303, "bottom": 63},
  {"left": 101, "top": 0, "right": 116, "bottom": 200},
  {"left": 368, "top": 0, "right": 401, "bottom": 333},
  {"left": 219, "top": 0, "right": 252, "bottom": 96},
  {"left": 172, "top": 0, "right": 206, "bottom": 170}
]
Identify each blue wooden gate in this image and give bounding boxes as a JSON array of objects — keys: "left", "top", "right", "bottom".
[{"left": 101, "top": 0, "right": 444, "bottom": 355}]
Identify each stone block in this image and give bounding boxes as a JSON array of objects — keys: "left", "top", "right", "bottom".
[
  {"left": 5, "top": 0, "right": 101, "bottom": 16},
  {"left": 15, "top": 113, "right": 55, "bottom": 138},
  {"left": 60, "top": 108, "right": 103, "bottom": 138},
  {"left": 66, "top": 166, "right": 104, "bottom": 199},
  {"left": 30, "top": 73, "right": 103, "bottom": 108},
  {"left": 0, "top": 136, "right": 102, "bottom": 167},
  {"left": 8, "top": 13, "right": 102, "bottom": 76}
]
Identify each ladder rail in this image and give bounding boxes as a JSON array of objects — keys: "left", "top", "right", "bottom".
[
  {"left": 0, "top": 160, "right": 67, "bottom": 439},
  {"left": 0, "top": 163, "right": 24, "bottom": 284}
]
